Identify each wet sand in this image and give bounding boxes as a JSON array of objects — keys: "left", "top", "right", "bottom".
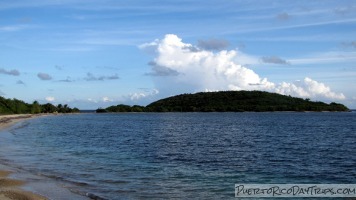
[
  {"left": 0, "top": 114, "right": 48, "bottom": 200},
  {"left": 0, "top": 170, "right": 46, "bottom": 200},
  {"left": 0, "top": 114, "right": 35, "bottom": 130}
]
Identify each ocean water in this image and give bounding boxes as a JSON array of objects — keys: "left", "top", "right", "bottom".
[{"left": 0, "top": 112, "right": 355, "bottom": 199}]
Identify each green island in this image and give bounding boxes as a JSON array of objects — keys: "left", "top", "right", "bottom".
[
  {"left": 0, "top": 96, "right": 80, "bottom": 114},
  {"left": 97, "top": 91, "right": 349, "bottom": 112}
]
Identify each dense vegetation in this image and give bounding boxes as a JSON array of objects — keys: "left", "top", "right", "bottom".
[
  {"left": 0, "top": 96, "right": 80, "bottom": 114},
  {"left": 97, "top": 91, "right": 349, "bottom": 112},
  {"left": 96, "top": 104, "right": 146, "bottom": 113}
]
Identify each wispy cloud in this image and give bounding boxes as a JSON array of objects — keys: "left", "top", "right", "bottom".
[
  {"left": 240, "top": 33, "right": 354, "bottom": 42},
  {"left": 78, "top": 38, "right": 140, "bottom": 46},
  {"left": 0, "top": 68, "right": 20, "bottom": 76},
  {"left": 55, "top": 65, "right": 63, "bottom": 70},
  {"left": 46, "top": 46, "right": 96, "bottom": 52},
  {"left": 96, "top": 66, "right": 120, "bottom": 71},
  {"left": 197, "top": 39, "right": 229, "bottom": 51},
  {"left": 276, "top": 12, "right": 291, "bottom": 20},
  {"left": 223, "top": 18, "right": 356, "bottom": 35},
  {"left": 58, "top": 77, "right": 74, "bottom": 82},
  {"left": 84, "top": 72, "right": 119, "bottom": 81},
  {"left": 289, "top": 51, "right": 356, "bottom": 65},
  {"left": 17, "top": 17, "right": 33, "bottom": 23},
  {"left": 334, "top": 6, "right": 356, "bottom": 15},
  {"left": 0, "top": 24, "right": 34, "bottom": 32},
  {"left": 261, "top": 56, "right": 290, "bottom": 65},
  {"left": 37, "top": 73, "right": 52, "bottom": 80},
  {"left": 16, "top": 80, "right": 25, "bottom": 85},
  {"left": 285, "top": 18, "right": 356, "bottom": 29},
  {"left": 0, "top": 0, "right": 89, "bottom": 9},
  {"left": 341, "top": 41, "right": 356, "bottom": 49}
]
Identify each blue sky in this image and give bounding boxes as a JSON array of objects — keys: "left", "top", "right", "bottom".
[{"left": 0, "top": 0, "right": 355, "bottom": 109}]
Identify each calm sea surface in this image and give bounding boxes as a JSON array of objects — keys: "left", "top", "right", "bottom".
[{"left": 0, "top": 112, "right": 355, "bottom": 199}]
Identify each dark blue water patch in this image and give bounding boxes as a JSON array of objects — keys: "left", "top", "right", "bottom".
[{"left": 0, "top": 112, "right": 355, "bottom": 199}]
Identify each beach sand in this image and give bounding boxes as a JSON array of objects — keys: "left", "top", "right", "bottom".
[
  {"left": 0, "top": 170, "right": 46, "bottom": 200},
  {"left": 0, "top": 114, "right": 47, "bottom": 200},
  {"left": 0, "top": 114, "right": 35, "bottom": 130}
]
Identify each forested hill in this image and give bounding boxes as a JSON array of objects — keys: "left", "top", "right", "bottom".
[
  {"left": 98, "top": 91, "right": 349, "bottom": 112},
  {"left": 146, "top": 91, "right": 348, "bottom": 112},
  {"left": 0, "top": 96, "right": 80, "bottom": 114}
]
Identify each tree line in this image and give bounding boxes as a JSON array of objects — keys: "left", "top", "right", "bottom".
[
  {"left": 96, "top": 91, "right": 349, "bottom": 113},
  {"left": 0, "top": 96, "right": 80, "bottom": 114}
]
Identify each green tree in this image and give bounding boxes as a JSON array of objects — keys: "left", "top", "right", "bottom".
[
  {"left": 42, "top": 103, "right": 57, "bottom": 113},
  {"left": 31, "top": 101, "right": 41, "bottom": 114}
]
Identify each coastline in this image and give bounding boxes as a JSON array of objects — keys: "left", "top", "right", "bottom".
[
  {"left": 0, "top": 114, "right": 48, "bottom": 200},
  {"left": 0, "top": 114, "right": 36, "bottom": 130},
  {"left": 0, "top": 114, "right": 89, "bottom": 200},
  {"left": 0, "top": 170, "right": 47, "bottom": 200},
  {"left": 0, "top": 114, "right": 47, "bottom": 200}
]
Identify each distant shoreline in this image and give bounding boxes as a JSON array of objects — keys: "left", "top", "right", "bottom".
[
  {"left": 97, "top": 110, "right": 352, "bottom": 113},
  {"left": 97, "top": 91, "right": 350, "bottom": 113}
]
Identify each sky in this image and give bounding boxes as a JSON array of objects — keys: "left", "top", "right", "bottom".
[{"left": 0, "top": 0, "right": 355, "bottom": 109}]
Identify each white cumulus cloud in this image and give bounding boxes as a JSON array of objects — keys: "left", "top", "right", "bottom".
[
  {"left": 276, "top": 78, "right": 345, "bottom": 100},
  {"left": 130, "top": 89, "right": 159, "bottom": 101},
  {"left": 45, "top": 96, "right": 55, "bottom": 102},
  {"left": 102, "top": 97, "right": 113, "bottom": 102},
  {"left": 141, "top": 34, "right": 345, "bottom": 101}
]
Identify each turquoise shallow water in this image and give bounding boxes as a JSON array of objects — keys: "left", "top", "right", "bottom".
[{"left": 0, "top": 112, "right": 355, "bottom": 199}]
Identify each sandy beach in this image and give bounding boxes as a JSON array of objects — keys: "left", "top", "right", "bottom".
[
  {"left": 0, "top": 114, "right": 47, "bottom": 200},
  {"left": 0, "top": 114, "right": 35, "bottom": 130}
]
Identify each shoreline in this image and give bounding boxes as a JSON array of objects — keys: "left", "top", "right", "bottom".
[
  {"left": 0, "top": 169, "right": 47, "bottom": 200},
  {"left": 0, "top": 114, "right": 88, "bottom": 200},
  {"left": 0, "top": 114, "right": 48, "bottom": 200},
  {"left": 0, "top": 114, "right": 36, "bottom": 130}
]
